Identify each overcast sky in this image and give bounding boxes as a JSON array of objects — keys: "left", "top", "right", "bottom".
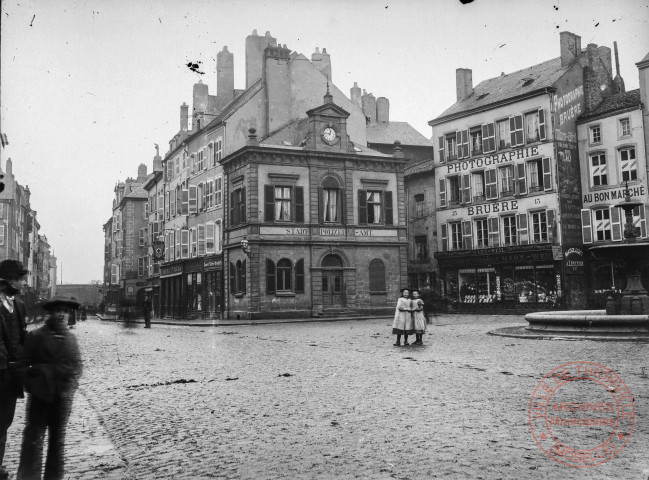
[{"left": 1, "top": 0, "right": 648, "bottom": 284}]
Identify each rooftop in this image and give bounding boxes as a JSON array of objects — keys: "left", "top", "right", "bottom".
[
  {"left": 432, "top": 57, "right": 572, "bottom": 123},
  {"left": 404, "top": 160, "right": 435, "bottom": 177},
  {"left": 366, "top": 121, "right": 432, "bottom": 147},
  {"left": 578, "top": 89, "right": 641, "bottom": 122}
]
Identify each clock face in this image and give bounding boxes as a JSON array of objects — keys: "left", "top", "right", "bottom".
[{"left": 323, "top": 127, "right": 337, "bottom": 143}]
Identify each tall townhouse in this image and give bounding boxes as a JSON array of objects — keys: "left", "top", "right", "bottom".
[
  {"left": 105, "top": 166, "right": 149, "bottom": 306},
  {"left": 403, "top": 160, "right": 438, "bottom": 291},
  {"left": 0, "top": 159, "right": 28, "bottom": 263},
  {"left": 222, "top": 93, "right": 408, "bottom": 319},
  {"left": 102, "top": 217, "right": 118, "bottom": 304},
  {"left": 577, "top": 46, "right": 648, "bottom": 307},
  {"left": 153, "top": 30, "right": 425, "bottom": 319},
  {"left": 429, "top": 32, "right": 614, "bottom": 312}
]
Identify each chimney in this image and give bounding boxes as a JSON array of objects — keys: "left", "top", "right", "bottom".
[
  {"left": 583, "top": 44, "right": 603, "bottom": 112},
  {"left": 560, "top": 31, "right": 582, "bottom": 67},
  {"left": 311, "top": 47, "right": 332, "bottom": 82},
  {"left": 180, "top": 102, "right": 189, "bottom": 132},
  {"left": 217, "top": 46, "right": 235, "bottom": 112},
  {"left": 456, "top": 68, "right": 473, "bottom": 101},
  {"left": 192, "top": 80, "right": 209, "bottom": 129},
  {"left": 246, "top": 29, "right": 277, "bottom": 88},
  {"left": 350, "top": 82, "right": 362, "bottom": 109},
  {"left": 376, "top": 97, "right": 390, "bottom": 123},
  {"left": 361, "top": 90, "right": 376, "bottom": 123},
  {"left": 5, "top": 158, "right": 12, "bottom": 176},
  {"left": 137, "top": 164, "right": 148, "bottom": 182},
  {"left": 612, "top": 41, "right": 626, "bottom": 94},
  {"left": 153, "top": 144, "right": 162, "bottom": 172}
]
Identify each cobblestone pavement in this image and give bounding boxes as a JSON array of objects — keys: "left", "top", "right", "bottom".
[{"left": 4, "top": 314, "right": 648, "bottom": 479}]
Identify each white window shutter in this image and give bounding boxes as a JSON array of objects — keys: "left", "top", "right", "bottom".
[{"left": 610, "top": 206, "right": 622, "bottom": 242}]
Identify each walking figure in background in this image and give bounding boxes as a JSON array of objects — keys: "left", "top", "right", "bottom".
[
  {"left": 0, "top": 260, "right": 28, "bottom": 480},
  {"left": 80, "top": 306, "right": 87, "bottom": 321},
  {"left": 67, "top": 298, "right": 77, "bottom": 329},
  {"left": 17, "top": 295, "right": 82, "bottom": 480},
  {"left": 392, "top": 288, "right": 413, "bottom": 346},
  {"left": 142, "top": 296, "right": 152, "bottom": 329},
  {"left": 411, "top": 289, "right": 426, "bottom": 345}
]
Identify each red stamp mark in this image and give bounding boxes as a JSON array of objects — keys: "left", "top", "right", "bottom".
[{"left": 529, "top": 361, "right": 635, "bottom": 467}]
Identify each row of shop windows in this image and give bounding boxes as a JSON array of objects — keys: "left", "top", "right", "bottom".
[
  {"left": 438, "top": 109, "right": 546, "bottom": 161},
  {"left": 443, "top": 264, "right": 560, "bottom": 304},
  {"left": 441, "top": 209, "right": 554, "bottom": 250},
  {"left": 439, "top": 158, "right": 552, "bottom": 207}
]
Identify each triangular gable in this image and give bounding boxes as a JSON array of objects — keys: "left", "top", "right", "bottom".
[{"left": 306, "top": 102, "right": 350, "bottom": 119}]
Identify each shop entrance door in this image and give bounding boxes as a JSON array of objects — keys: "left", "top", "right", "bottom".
[{"left": 322, "top": 271, "right": 344, "bottom": 307}]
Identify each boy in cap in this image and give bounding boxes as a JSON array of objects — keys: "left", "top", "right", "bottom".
[
  {"left": 0, "top": 260, "right": 28, "bottom": 480},
  {"left": 16, "top": 295, "right": 83, "bottom": 480}
]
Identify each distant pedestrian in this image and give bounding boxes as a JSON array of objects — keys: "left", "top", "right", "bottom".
[
  {"left": 411, "top": 289, "right": 426, "bottom": 345},
  {"left": 0, "top": 260, "right": 29, "bottom": 480},
  {"left": 67, "top": 298, "right": 77, "bottom": 329},
  {"left": 142, "top": 296, "right": 152, "bottom": 329},
  {"left": 80, "top": 306, "right": 87, "bottom": 321},
  {"left": 392, "top": 288, "right": 413, "bottom": 346},
  {"left": 17, "top": 295, "right": 82, "bottom": 480}
]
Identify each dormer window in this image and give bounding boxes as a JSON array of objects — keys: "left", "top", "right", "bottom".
[{"left": 522, "top": 77, "right": 535, "bottom": 86}]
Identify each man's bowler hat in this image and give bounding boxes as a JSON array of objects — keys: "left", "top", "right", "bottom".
[{"left": 0, "top": 260, "right": 28, "bottom": 281}]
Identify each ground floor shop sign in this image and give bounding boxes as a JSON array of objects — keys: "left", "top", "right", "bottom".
[{"left": 436, "top": 245, "right": 554, "bottom": 268}]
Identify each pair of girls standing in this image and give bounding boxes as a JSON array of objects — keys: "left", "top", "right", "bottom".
[{"left": 392, "top": 288, "right": 426, "bottom": 346}]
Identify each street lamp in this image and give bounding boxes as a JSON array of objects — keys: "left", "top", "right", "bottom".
[{"left": 241, "top": 236, "right": 250, "bottom": 256}]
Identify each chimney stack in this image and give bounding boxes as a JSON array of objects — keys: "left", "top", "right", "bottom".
[
  {"left": 392, "top": 141, "right": 404, "bottom": 159},
  {"left": 180, "top": 102, "right": 189, "bottom": 132},
  {"left": 311, "top": 47, "right": 332, "bottom": 82},
  {"left": 350, "top": 82, "right": 362, "bottom": 109},
  {"left": 560, "top": 31, "right": 582, "bottom": 67},
  {"left": 376, "top": 97, "right": 390, "bottom": 123},
  {"left": 456, "top": 68, "right": 473, "bottom": 101},
  {"left": 245, "top": 29, "right": 277, "bottom": 88},
  {"left": 217, "top": 46, "right": 235, "bottom": 111},
  {"left": 153, "top": 144, "right": 162, "bottom": 172},
  {"left": 361, "top": 90, "right": 376, "bottom": 123},
  {"left": 192, "top": 80, "right": 209, "bottom": 129},
  {"left": 583, "top": 44, "right": 603, "bottom": 112},
  {"left": 137, "top": 164, "right": 148, "bottom": 182},
  {"left": 612, "top": 41, "right": 626, "bottom": 94}
]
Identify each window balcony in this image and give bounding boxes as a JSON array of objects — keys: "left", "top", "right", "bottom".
[
  {"left": 448, "top": 199, "right": 461, "bottom": 207},
  {"left": 528, "top": 185, "right": 544, "bottom": 193},
  {"left": 473, "top": 194, "right": 486, "bottom": 202},
  {"left": 447, "top": 154, "right": 458, "bottom": 162},
  {"left": 498, "top": 141, "right": 511, "bottom": 151},
  {"left": 472, "top": 147, "right": 483, "bottom": 156},
  {"left": 500, "top": 188, "right": 515, "bottom": 197}
]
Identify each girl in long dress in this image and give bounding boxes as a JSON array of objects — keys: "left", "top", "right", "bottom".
[
  {"left": 392, "top": 289, "right": 413, "bottom": 346},
  {"left": 411, "top": 289, "right": 426, "bottom": 345}
]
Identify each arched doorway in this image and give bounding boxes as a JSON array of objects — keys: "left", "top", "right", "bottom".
[{"left": 322, "top": 254, "right": 344, "bottom": 307}]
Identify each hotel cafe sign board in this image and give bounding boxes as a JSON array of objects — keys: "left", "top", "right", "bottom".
[{"left": 258, "top": 226, "right": 398, "bottom": 237}]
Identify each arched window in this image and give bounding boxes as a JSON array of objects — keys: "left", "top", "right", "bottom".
[
  {"left": 369, "top": 259, "right": 386, "bottom": 292},
  {"left": 322, "top": 254, "right": 343, "bottom": 268},
  {"left": 277, "top": 259, "right": 292, "bottom": 291},
  {"left": 319, "top": 176, "right": 344, "bottom": 224}
]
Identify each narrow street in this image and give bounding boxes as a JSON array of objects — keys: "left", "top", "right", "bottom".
[{"left": 4, "top": 314, "right": 648, "bottom": 479}]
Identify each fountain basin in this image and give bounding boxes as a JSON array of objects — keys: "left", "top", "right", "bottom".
[{"left": 525, "top": 310, "right": 649, "bottom": 333}]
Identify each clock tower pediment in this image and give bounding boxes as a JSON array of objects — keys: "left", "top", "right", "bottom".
[{"left": 305, "top": 93, "right": 352, "bottom": 152}]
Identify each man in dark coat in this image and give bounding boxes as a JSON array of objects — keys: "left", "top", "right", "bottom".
[
  {"left": 142, "top": 295, "right": 152, "bottom": 328},
  {"left": 0, "top": 260, "right": 28, "bottom": 480},
  {"left": 16, "top": 295, "right": 82, "bottom": 480}
]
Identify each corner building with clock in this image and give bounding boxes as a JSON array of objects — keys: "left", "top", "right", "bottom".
[
  {"left": 221, "top": 91, "right": 409, "bottom": 320},
  {"left": 429, "top": 32, "right": 615, "bottom": 311}
]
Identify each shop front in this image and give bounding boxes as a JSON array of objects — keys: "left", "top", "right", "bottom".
[
  {"left": 203, "top": 256, "right": 224, "bottom": 319},
  {"left": 436, "top": 244, "right": 564, "bottom": 312},
  {"left": 184, "top": 258, "right": 204, "bottom": 319},
  {"left": 160, "top": 261, "right": 184, "bottom": 318}
]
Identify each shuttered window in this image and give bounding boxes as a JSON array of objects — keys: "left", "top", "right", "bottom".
[{"left": 581, "top": 209, "right": 593, "bottom": 244}]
